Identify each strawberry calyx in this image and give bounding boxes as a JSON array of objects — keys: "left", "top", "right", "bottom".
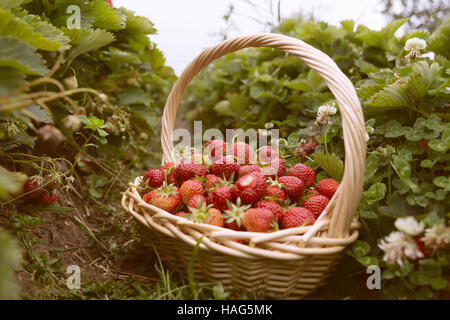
[
  {"left": 187, "top": 202, "right": 214, "bottom": 223},
  {"left": 222, "top": 198, "right": 251, "bottom": 227},
  {"left": 157, "top": 181, "right": 178, "bottom": 199}
]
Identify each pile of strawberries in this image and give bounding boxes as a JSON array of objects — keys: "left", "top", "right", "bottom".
[{"left": 141, "top": 140, "right": 339, "bottom": 233}]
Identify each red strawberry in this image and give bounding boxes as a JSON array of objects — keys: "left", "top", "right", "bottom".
[
  {"left": 180, "top": 180, "right": 204, "bottom": 204},
  {"left": 204, "top": 208, "right": 224, "bottom": 227},
  {"left": 316, "top": 178, "right": 339, "bottom": 199},
  {"left": 143, "top": 169, "right": 164, "bottom": 188},
  {"left": 255, "top": 200, "right": 284, "bottom": 223},
  {"left": 269, "top": 158, "right": 286, "bottom": 177},
  {"left": 235, "top": 172, "right": 265, "bottom": 204},
  {"left": 258, "top": 146, "right": 278, "bottom": 163},
  {"left": 160, "top": 162, "right": 176, "bottom": 185},
  {"left": 204, "top": 139, "right": 229, "bottom": 161},
  {"left": 150, "top": 183, "right": 181, "bottom": 213},
  {"left": 24, "top": 175, "right": 45, "bottom": 200},
  {"left": 175, "top": 211, "right": 187, "bottom": 217},
  {"left": 209, "top": 155, "right": 240, "bottom": 180},
  {"left": 174, "top": 160, "right": 207, "bottom": 184},
  {"left": 205, "top": 174, "right": 221, "bottom": 191},
  {"left": 38, "top": 190, "right": 58, "bottom": 206},
  {"left": 208, "top": 186, "right": 233, "bottom": 211},
  {"left": 242, "top": 208, "right": 275, "bottom": 232},
  {"left": 142, "top": 191, "right": 152, "bottom": 203},
  {"left": 418, "top": 139, "right": 429, "bottom": 151},
  {"left": 223, "top": 198, "right": 251, "bottom": 229},
  {"left": 232, "top": 142, "right": 256, "bottom": 165},
  {"left": 278, "top": 176, "right": 305, "bottom": 201},
  {"left": 45, "top": 173, "right": 61, "bottom": 190},
  {"left": 302, "top": 139, "right": 318, "bottom": 156},
  {"left": 282, "top": 207, "right": 315, "bottom": 229},
  {"left": 187, "top": 203, "right": 223, "bottom": 227},
  {"left": 224, "top": 220, "right": 244, "bottom": 231},
  {"left": 107, "top": 0, "right": 113, "bottom": 7},
  {"left": 288, "top": 163, "right": 315, "bottom": 187},
  {"left": 188, "top": 194, "right": 207, "bottom": 209},
  {"left": 302, "top": 195, "right": 329, "bottom": 218},
  {"left": 238, "top": 164, "right": 261, "bottom": 178},
  {"left": 414, "top": 238, "right": 430, "bottom": 258},
  {"left": 264, "top": 184, "right": 286, "bottom": 204}
]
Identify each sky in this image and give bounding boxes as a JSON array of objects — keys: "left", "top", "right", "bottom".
[{"left": 113, "top": 0, "right": 388, "bottom": 75}]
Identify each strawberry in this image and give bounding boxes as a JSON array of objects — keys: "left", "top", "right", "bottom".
[
  {"left": 258, "top": 145, "right": 278, "bottom": 163},
  {"left": 180, "top": 180, "right": 204, "bottom": 204},
  {"left": 288, "top": 163, "right": 315, "bottom": 187},
  {"left": 414, "top": 238, "right": 430, "bottom": 258},
  {"left": 238, "top": 164, "right": 261, "bottom": 178},
  {"left": 187, "top": 194, "right": 207, "bottom": 209},
  {"left": 175, "top": 211, "right": 187, "bottom": 217},
  {"left": 204, "top": 208, "right": 224, "bottom": 227},
  {"left": 282, "top": 207, "right": 315, "bottom": 229},
  {"left": 38, "top": 190, "right": 58, "bottom": 206},
  {"left": 232, "top": 142, "right": 256, "bottom": 165},
  {"left": 418, "top": 139, "right": 429, "bottom": 151},
  {"left": 45, "top": 173, "right": 61, "bottom": 190},
  {"left": 24, "top": 175, "right": 45, "bottom": 200},
  {"left": 242, "top": 208, "right": 275, "bottom": 232},
  {"left": 143, "top": 169, "right": 164, "bottom": 188},
  {"left": 316, "top": 178, "right": 339, "bottom": 199},
  {"left": 205, "top": 174, "right": 221, "bottom": 191},
  {"left": 223, "top": 198, "right": 251, "bottom": 229},
  {"left": 207, "top": 186, "right": 233, "bottom": 211},
  {"left": 142, "top": 191, "right": 152, "bottom": 203},
  {"left": 160, "top": 162, "right": 176, "bottom": 185},
  {"left": 235, "top": 172, "right": 265, "bottom": 204},
  {"left": 264, "top": 184, "right": 286, "bottom": 204},
  {"left": 204, "top": 139, "right": 229, "bottom": 161},
  {"left": 255, "top": 200, "right": 284, "bottom": 223},
  {"left": 260, "top": 165, "right": 278, "bottom": 179},
  {"left": 302, "top": 139, "right": 318, "bottom": 156},
  {"left": 224, "top": 220, "right": 244, "bottom": 231},
  {"left": 302, "top": 195, "right": 329, "bottom": 218},
  {"left": 278, "top": 176, "right": 305, "bottom": 201},
  {"left": 269, "top": 158, "right": 286, "bottom": 177},
  {"left": 150, "top": 183, "right": 181, "bottom": 213},
  {"left": 209, "top": 155, "right": 240, "bottom": 180},
  {"left": 187, "top": 203, "right": 224, "bottom": 227},
  {"left": 174, "top": 160, "right": 207, "bottom": 184}
]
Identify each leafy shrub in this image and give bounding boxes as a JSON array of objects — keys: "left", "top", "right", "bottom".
[
  {"left": 181, "top": 18, "right": 450, "bottom": 299},
  {"left": 0, "top": 0, "right": 175, "bottom": 179}
]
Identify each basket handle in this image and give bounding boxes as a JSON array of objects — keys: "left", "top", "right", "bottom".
[{"left": 160, "top": 33, "right": 366, "bottom": 238}]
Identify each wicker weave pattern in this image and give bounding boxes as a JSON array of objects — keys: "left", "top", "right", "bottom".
[{"left": 121, "top": 33, "right": 366, "bottom": 298}]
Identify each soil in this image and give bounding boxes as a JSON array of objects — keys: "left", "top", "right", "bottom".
[{"left": 0, "top": 186, "right": 158, "bottom": 298}]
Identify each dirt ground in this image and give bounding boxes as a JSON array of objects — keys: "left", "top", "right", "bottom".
[{"left": 0, "top": 186, "right": 159, "bottom": 298}]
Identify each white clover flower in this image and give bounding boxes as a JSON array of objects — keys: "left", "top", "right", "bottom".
[
  {"left": 317, "top": 105, "right": 337, "bottom": 117},
  {"left": 404, "top": 37, "right": 427, "bottom": 59},
  {"left": 405, "top": 37, "right": 427, "bottom": 51},
  {"left": 378, "top": 231, "right": 423, "bottom": 266},
  {"left": 264, "top": 122, "right": 274, "bottom": 129},
  {"left": 421, "top": 224, "right": 450, "bottom": 250},
  {"left": 395, "top": 216, "right": 424, "bottom": 236},
  {"left": 315, "top": 104, "right": 337, "bottom": 126}
]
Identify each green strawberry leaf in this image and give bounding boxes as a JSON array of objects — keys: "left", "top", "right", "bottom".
[
  {"left": 0, "top": 36, "right": 48, "bottom": 75},
  {"left": 312, "top": 152, "right": 344, "bottom": 181}
]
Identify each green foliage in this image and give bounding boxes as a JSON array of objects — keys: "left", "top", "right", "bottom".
[{"left": 0, "top": 231, "right": 22, "bottom": 299}]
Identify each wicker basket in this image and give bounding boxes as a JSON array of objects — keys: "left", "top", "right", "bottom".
[{"left": 121, "top": 33, "right": 367, "bottom": 299}]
